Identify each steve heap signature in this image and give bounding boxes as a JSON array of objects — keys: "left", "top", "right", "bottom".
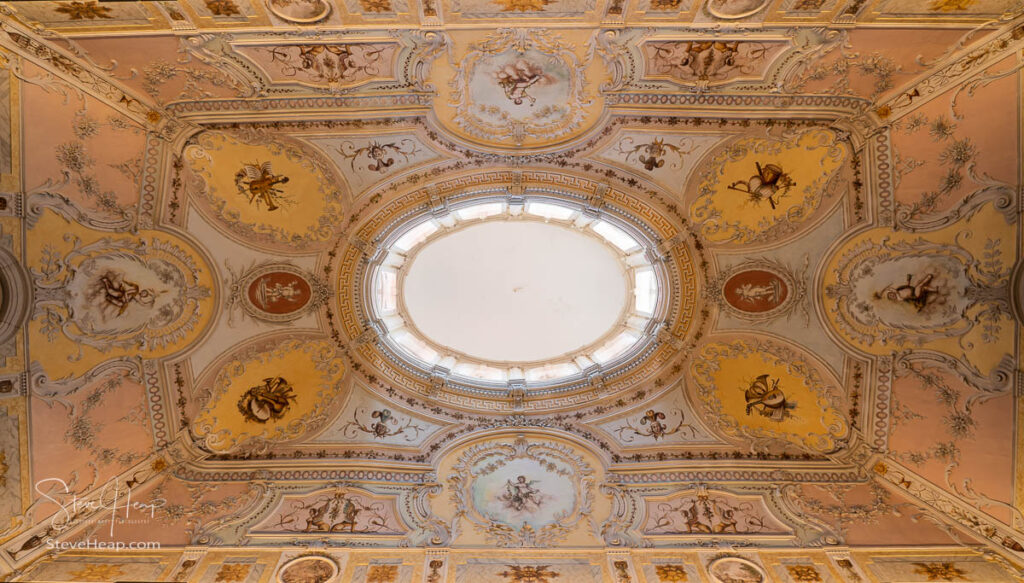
[{"left": 35, "top": 477, "right": 166, "bottom": 536}]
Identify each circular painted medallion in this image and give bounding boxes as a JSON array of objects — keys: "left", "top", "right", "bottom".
[
  {"left": 705, "top": 0, "right": 770, "bottom": 19},
  {"left": 708, "top": 557, "right": 766, "bottom": 583},
  {"left": 277, "top": 555, "right": 338, "bottom": 583},
  {"left": 247, "top": 271, "right": 313, "bottom": 315},
  {"left": 723, "top": 270, "right": 789, "bottom": 314},
  {"left": 266, "top": 0, "right": 332, "bottom": 23},
  {"left": 233, "top": 263, "right": 325, "bottom": 323}
]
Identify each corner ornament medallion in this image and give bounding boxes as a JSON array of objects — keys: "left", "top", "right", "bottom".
[
  {"left": 690, "top": 129, "right": 848, "bottom": 246},
  {"left": 447, "top": 436, "right": 594, "bottom": 547},
  {"left": 31, "top": 230, "right": 212, "bottom": 365},
  {"left": 448, "top": 28, "right": 592, "bottom": 148},
  {"left": 690, "top": 338, "right": 849, "bottom": 454},
  {"left": 226, "top": 262, "right": 328, "bottom": 324},
  {"left": 192, "top": 338, "right": 346, "bottom": 454}
]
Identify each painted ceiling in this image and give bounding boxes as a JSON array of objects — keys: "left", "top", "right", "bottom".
[{"left": 0, "top": 0, "right": 1023, "bottom": 582}]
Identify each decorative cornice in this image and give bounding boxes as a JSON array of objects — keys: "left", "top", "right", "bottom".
[
  {"left": 608, "top": 468, "right": 862, "bottom": 484},
  {"left": 0, "top": 16, "right": 162, "bottom": 128},
  {"left": 164, "top": 94, "right": 432, "bottom": 118},
  {"left": 1, "top": 450, "right": 174, "bottom": 571},
  {"left": 873, "top": 458, "right": 1024, "bottom": 570},
  {"left": 173, "top": 466, "right": 434, "bottom": 484},
  {"left": 876, "top": 16, "right": 1024, "bottom": 121}
]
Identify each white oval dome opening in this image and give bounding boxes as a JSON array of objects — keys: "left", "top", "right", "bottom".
[
  {"left": 370, "top": 199, "right": 660, "bottom": 386},
  {"left": 403, "top": 221, "right": 627, "bottom": 362}
]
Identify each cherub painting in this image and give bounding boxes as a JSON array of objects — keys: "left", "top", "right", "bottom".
[
  {"left": 70, "top": 253, "right": 191, "bottom": 338},
  {"left": 95, "top": 270, "right": 161, "bottom": 318},
  {"left": 499, "top": 475, "right": 543, "bottom": 512},
  {"left": 848, "top": 255, "right": 967, "bottom": 334},
  {"left": 734, "top": 280, "right": 783, "bottom": 306},
  {"left": 874, "top": 273, "right": 937, "bottom": 312},
  {"left": 493, "top": 59, "right": 552, "bottom": 106}
]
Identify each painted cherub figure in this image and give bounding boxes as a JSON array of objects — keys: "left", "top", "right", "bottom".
[
  {"left": 734, "top": 281, "right": 781, "bottom": 305},
  {"left": 97, "top": 271, "right": 159, "bottom": 317},
  {"left": 875, "top": 273, "right": 937, "bottom": 312},
  {"left": 501, "top": 475, "right": 542, "bottom": 512},
  {"left": 494, "top": 59, "right": 549, "bottom": 106}
]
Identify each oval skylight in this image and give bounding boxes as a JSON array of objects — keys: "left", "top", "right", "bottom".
[
  {"left": 369, "top": 198, "right": 662, "bottom": 386},
  {"left": 404, "top": 221, "right": 626, "bottom": 362}
]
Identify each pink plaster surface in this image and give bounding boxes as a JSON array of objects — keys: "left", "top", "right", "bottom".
[
  {"left": 889, "top": 371, "right": 1014, "bottom": 525},
  {"left": 75, "top": 36, "right": 244, "bottom": 104},
  {"left": 791, "top": 29, "right": 976, "bottom": 102},
  {"left": 890, "top": 58, "right": 1019, "bottom": 214},
  {"left": 23, "top": 63, "right": 146, "bottom": 214}
]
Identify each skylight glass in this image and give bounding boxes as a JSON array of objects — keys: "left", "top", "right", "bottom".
[
  {"left": 592, "top": 221, "right": 640, "bottom": 252},
  {"left": 455, "top": 203, "right": 504, "bottom": 221},
  {"left": 393, "top": 220, "right": 439, "bottom": 251},
  {"left": 634, "top": 268, "right": 657, "bottom": 314},
  {"left": 592, "top": 331, "right": 640, "bottom": 363},
  {"left": 526, "top": 362, "right": 579, "bottom": 381},
  {"left": 626, "top": 315, "right": 650, "bottom": 331},
  {"left": 371, "top": 195, "right": 664, "bottom": 386},
  {"left": 454, "top": 362, "right": 507, "bottom": 382},
  {"left": 382, "top": 315, "right": 404, "bottom": 331},
  {"left": 526, "top": 202, "right": 575, "bottom": 221},
  {"left": 625, "top": 251, "right": 650, "bottom": 267},
  {"left": 392, "top": 329, "right": 439, "bottom": 363},
  {"left": 376, "top": 269, "right": 397, "bottom": 313}
]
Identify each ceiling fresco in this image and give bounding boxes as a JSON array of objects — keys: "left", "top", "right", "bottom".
[{"left": 0, "top": 0, "right": 1023, "bottom": 582}]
